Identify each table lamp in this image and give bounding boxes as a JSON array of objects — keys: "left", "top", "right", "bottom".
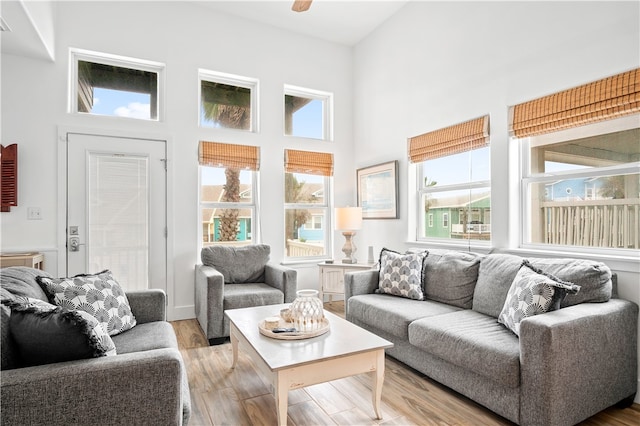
[{"left": 335, "top": 207, "right": 362, "bottom": 264}]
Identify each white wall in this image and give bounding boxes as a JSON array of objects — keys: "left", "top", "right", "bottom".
[
  {"left": 0, "top": 1, "right": 354, "bottom": 319},
  {"left": 352, "top": 0, "right": 640, "bottom": 402}
]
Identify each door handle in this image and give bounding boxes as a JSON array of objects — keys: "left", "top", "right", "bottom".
[{"left": 68, "top": 237, "right": 82, "bottom": 252}]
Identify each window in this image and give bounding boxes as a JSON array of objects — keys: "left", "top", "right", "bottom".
[
  {"left": 70, "top": 48, "right": 163, "bottom": 120},
  {"left": 284, "top": 149, "right": 333, "bottom": 259},
  {"left": 513, "top": 68, "right": 640, "bottom": 252},
  {"left": 199, "top": 70, "right": 258, "bottom": 132},
  {"left": 198, "top": 141, "right": 259, "bottom": 247},
  {"left": 410, "top": 115, "right": 491, "bottom": 243},
  {"left": 284, "top": 85, "right": 333, "bottom": 141}
]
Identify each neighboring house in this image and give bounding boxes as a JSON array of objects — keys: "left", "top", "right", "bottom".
[
  {"left": 545, "top": 177, "right": 605, "bottom": 201},
  {"left": 425, "top": 193, "right": 491, "bottom": 240},
  {"left": 201, "top": 184, "right": 252, "bottom": 244}
]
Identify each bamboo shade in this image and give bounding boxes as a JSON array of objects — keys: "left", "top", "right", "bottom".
[
  {"left": 510, "top": 68, "right": 640, "bottom": 138},
  {"left": 408, "top": 115, "right": 490, "bottom": 163},
  {"left": 285, "top": 149, "right": 333, "bottom": 176},
  {"left": 198, "top": 141, "right": 259, "bottom": 170}
]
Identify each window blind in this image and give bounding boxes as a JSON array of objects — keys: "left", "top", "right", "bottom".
[
  {"left": 510, "top": 68, "right": 640, "bottom": 138},
  {"left": 285, "top": 149, "right": 333, "bottom": 176},
  {"left": 198, "top": 141, "right": 259, "bottom": 170},
  {"left": 408, "top": 115, "right": 490, "bottom": 163}
]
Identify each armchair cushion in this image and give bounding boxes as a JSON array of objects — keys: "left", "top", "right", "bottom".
[
  {"left": 37, "top": 270, "right": 137, "bottom": 336},
  {"left": 201, "top": 244, "right": 270, "bottom": 283},
  {"left": 2, "top": 297, "right": 116, "bottom": 368}
]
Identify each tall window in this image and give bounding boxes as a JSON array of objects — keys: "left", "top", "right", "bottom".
[
  {"left": 199, "top": 70, "right": 259, "bottom": 132},
  {"left": 284, "top": 149, "right": 333, "bottom": 259},
  {"left": 284, "top": 85, "right": 333, "bottom": 141},
  {"left": 512, "top": 68, "right": 639, "bottom": 252},
  {"left": 410, "top": 115, "right": 491, "bottom": 242},
  {"left": 198, "top": 141, "right": 259, "bottom": 247},
  {"left": 70, "top": 48, "right": 164, "bottom": 120}
]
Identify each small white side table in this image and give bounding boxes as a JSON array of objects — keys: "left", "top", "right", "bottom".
[{"left": 318, "top": 261, "right": 376, "bottom": 304}]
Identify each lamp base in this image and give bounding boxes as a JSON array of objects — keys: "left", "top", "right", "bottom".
[{"left": 340, "top": 231, "right": 357, "bottom": 265}]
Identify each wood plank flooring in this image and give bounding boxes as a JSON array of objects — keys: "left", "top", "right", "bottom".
[{"left": 172, "top": 301, "right": 640, "bottom": 426}]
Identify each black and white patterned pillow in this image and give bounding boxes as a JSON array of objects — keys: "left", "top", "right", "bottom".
[
  {"left": 376, "top": 248, "right": 427, "bottom": 300},
  {"left": 37, "top": 270, "right": 136, "bottom": 336},
  {"left": 498, "top": 261, "right": 580, "bottom": 336},
  {"left": 2, "top": 297, "right": 116, "bottom": 367}
]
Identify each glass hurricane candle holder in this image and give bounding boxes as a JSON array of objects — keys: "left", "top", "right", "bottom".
[{"left": 290, "top": 289, "right": 324, "bottom": 332}]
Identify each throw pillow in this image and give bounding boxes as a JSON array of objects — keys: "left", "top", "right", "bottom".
[
  {"left": 2, "top": 297, "right": 116, "bottom": 367},
  {"left": 37, "top": 270, "right": 136, "bottom": 336},
  {"left": 376, "top": 248, "right": 427, "bottom": 300},
  {"left": 498, "top": 261, "right": 580, "bottom": 336}
]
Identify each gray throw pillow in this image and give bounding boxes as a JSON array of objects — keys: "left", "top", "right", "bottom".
[
  {"left": 201, "top": 244, "right": 270, "bottom": 283},
  {"left": 37, "top": 270, "right": 136, "bottom": 336},
  {"left": 3, "top": 297, "right": 116, "bottom": 368},
  {"left": 498, "top": 261, "right": 580, "bottom": 336},
  {"left": 376, "top": 248, "right": 426, "bottom": 300},
  {"left": 423, "top": 249, "right": 483, "bottom": 309}
]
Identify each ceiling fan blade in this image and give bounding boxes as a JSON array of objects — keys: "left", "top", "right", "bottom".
[{"left": 292, "top": 0, "right": 312, "bottom": 13}]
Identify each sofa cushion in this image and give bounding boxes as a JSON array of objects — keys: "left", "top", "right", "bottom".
[
  {"left": 528, "top": 258, "right": 611, "bottom": 307},
  {"left": 408, "top": 310, "right": 521, "bottom": 388},
  {"left": 201, "top": 244, "right": 270, "bottom": 284},
  {"left": 376, "top": 248, "right": 426, "bottom": 300},
  {"left": 423, "top": 249, "right": 483, "bottom": 309},
  {"left": 347, "top": 293, "right": 462, "bottom": 339},
  {"left": 223, "top": 283, "right": 284, "bottom": 310},
  {"left": 3, "top": 297, "right": 116, "bottom": 368},
  {"left": 37, "top": 270, "right": 137, "bottom": 336},
  {"left": 498, "top": 261, "right": 580, "bottom": 336},
  {"left": 111, "top": 321, "right": 178, "bottom": 354},
  {"left": 473, "top": 253, "right": 525, "bottom": 318}
]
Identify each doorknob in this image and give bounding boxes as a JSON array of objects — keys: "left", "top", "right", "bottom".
[{"left": 69, "top": 236, "right": 81, "bottom": 252}]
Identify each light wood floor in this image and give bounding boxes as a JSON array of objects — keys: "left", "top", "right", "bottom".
[{"left": 172, "top": 301, "right": 640, "bottom": 426}]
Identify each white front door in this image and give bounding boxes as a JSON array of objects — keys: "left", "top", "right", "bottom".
[{"left": 66, "top": 133, "right": 167, "bottom": 292}]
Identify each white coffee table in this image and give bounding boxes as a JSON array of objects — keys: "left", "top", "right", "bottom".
[{"left": 225, "top": 303, "right": 393, "bottom": 426}]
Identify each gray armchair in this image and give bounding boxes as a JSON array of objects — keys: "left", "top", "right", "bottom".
[{"left": 195, "top": 244, "right": 297, "bottom": 345}]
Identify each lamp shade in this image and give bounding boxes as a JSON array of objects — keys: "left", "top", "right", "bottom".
[{"left": 335, "top": 207, "right": 362, "bottom": 231}]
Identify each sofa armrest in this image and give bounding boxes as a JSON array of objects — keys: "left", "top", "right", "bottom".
[
  {"left": 126, "top": 289, "right": 166, "bottom": 324},
  {"left": 1, "top": 348, "right": 185, "bottom": 425},
  {"left": 265, "top": 263, "right": 298, "bottom": 303},
  {"left": 344, "top": 270, "right": 379, "bottom": 315},
  {"left": 519, "top": 298, "right": 638, "bottom": 426},
  {"left": 194, "top": 264, "right": 225, "bottom": 338}
]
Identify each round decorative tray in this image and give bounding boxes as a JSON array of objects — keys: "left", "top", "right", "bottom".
[{"left": 258, "top": 317, "right": 330, "bottom": 340}]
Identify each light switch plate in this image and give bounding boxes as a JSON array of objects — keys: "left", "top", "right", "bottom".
[{"left": 27, "top": 207, "right": 42, "bottom": 220}]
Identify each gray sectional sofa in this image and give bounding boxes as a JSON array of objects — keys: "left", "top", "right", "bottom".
[
  {"left": 345, "top": 249, "right": 638, "bottom": 426},
  {"left": 0, "top": 266, "right": 191, "bottom": 425}
]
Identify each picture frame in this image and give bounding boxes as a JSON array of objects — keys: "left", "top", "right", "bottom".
[{"left": 357, "top": 160, "right": 399, "bottom": 219}]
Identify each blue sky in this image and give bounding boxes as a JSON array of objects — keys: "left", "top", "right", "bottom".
[{"left": 91, "top": 88, "right": 151, "bottom": 119}]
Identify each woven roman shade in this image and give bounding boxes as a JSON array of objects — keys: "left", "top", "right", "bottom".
[
  {"left": 284, "top": 149, "right": 333, "bottom": 176},
  {"left": 408, "top": 115, "right": 490, "bottom": 163},
  {"left": 510, "top": 68, "right": 640, "bottom": 138},
  {"left": 198, "top": 141, "right": 259, "bottom": 170}
]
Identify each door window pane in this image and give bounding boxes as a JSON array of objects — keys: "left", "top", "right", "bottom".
[{"left": 88, "top": 154, "right": 149, "bottom": 290}]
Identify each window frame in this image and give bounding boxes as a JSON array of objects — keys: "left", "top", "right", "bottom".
[
  {"left": 283, "top": 84, "right": 334, "bottom": 141},
  {"left": 198, "top": 166, "right": 260, "bottom": 249},
  {"left": 198, "top": 69, "right": 259, "bottom": 132},
  {"left": 69, "top": 48, "right": 165, "bottom": 121},
  {"left": 518, "top": 114, "right": 640, "bottom": 256},
  {"left": 284, "top": 173, "right": 333, "bottom": 262}
]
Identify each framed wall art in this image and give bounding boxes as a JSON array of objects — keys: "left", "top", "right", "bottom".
[{"left": 357, "top": 160, "right": 399, "bottom": 219}]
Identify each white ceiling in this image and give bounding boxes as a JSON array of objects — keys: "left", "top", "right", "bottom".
[
  {"left": 0, "top": 0, "right": 410, "bottom": 63},
  {"left": 194, "top": 0, "right": 410, "bottom": 46}
]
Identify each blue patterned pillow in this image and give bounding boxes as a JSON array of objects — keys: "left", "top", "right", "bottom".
[
  {"left": 498, "top": 261, "right": 580, "bottom": 336},
  {"left": 376, "top": 248, "right": 427, "bottom": 300},
  {"left": 37, "top": 270, "right": 136, "bottom": 336},
  {"left": 2, "top": 297, "right": 116, "bottom": 368}
]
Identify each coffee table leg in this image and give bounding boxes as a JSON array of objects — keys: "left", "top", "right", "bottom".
[
  {"left": 275, "top": 376, "right": 288, "bottom": 426},
  {"left": 371, "top": 349, "right": 385, "bottom": 420},
  {"left": 230, "top": 328, "right": 239, "bottom": 369}
]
